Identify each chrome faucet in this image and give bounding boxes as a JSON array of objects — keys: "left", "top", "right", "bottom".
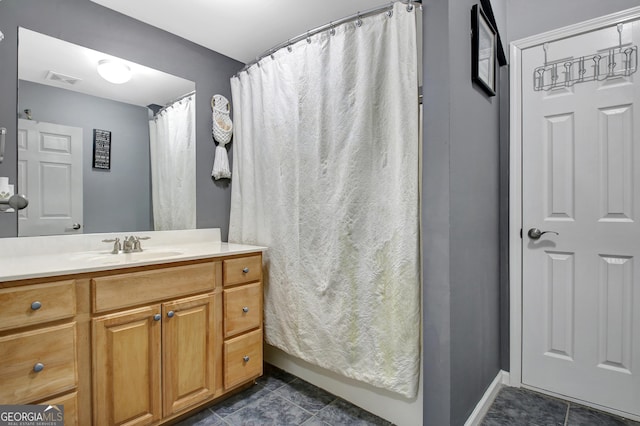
[
  {"left": 103, "top": 235, "right": 151, "bottom": 254},
  {"left": 122, "top": 236, "right": 135, "bottom": 253}
]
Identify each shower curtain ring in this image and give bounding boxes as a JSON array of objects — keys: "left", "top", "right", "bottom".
[
  {"left": 330, "top": 23, "right": 336, "bottom": 36},
  {"left": 287, "top": 40, "right": 293, "bottom": 52},
  {"left": 406, "top": 2, "right": 414, "bottom": 12},
  {"left": 356, "top": 13, "right": 363, "bottom": 27},
  {"left": 306, "top": 31, "right": 312, "bottom": 43}
]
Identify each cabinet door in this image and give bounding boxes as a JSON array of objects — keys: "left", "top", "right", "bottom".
[
  {"left": 162, "top": 294, "right": 216, "bottom": 416},
  {"left": 93, "top": 305, "right": 162, "bottom": 426}
]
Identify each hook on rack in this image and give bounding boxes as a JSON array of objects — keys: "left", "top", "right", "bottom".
[
  {"left": 533, "top": 44, "right": 638, "bottom": 91},
  {"left": 0, "top": 127, "right": 5, "bottom": 163},
  {"left": 617, "top": 23, "right": 624, "bottom": 51},
  {"left": 543, "top": 43, "right": 550, "bottom": 66}
]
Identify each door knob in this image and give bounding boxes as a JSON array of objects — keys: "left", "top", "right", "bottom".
[
  {"left": 527, "top": 228, "right": 559, "bottom": 240},
  {"left": 72, "top": 223, "right": 81, "bottom": 230}
]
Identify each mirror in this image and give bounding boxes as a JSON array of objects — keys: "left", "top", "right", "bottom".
[{"left": 17, "top": 28, "right": 196, "bottom": 236}]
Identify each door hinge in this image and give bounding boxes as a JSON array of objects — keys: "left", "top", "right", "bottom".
[{"left": 520, "top": 228, "right": 523, "bottom": 239}]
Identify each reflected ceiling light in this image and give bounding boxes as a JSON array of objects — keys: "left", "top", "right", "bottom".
[{"left": 97, "top": 59, "right": 131, "bottom": 84}]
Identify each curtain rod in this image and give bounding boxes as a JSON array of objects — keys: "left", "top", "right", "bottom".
[
  {"left": 152, "top": 90, "right": 196, "bottom": 117},
  {"left": 234, "top": 0, "right": 422, "bottom": 77}
]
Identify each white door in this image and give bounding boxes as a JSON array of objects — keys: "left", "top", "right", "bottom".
[
  {"left": 18, "top": 119, "right": 83, "bottom": 236},
  {"left": 521, "top": 21, "right": 640, "bottom": 418}
]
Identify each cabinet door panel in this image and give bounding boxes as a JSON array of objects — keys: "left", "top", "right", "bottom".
[
  {"left": 93, "top": 305, "right": 161, "bottom": 426},
  {"left": 163, "top": 294, "right": 216, "bottom": 416}
]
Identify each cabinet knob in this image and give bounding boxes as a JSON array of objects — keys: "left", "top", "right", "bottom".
[
  {"left": 242, "top": 267, "right": 249, "bottom": 273},
  {"left": 33, "top": 362, "right": 44, "bottom": 373},
  {"left": 31, "top": 301, "right": 42, "bottom": 311},
  {"left": 153, "top": 314, "right": 161, "bottom": 321},
  {"left": 167, "top": 311, "right": 175, "bottom": 318},
  {"left": 242, "top": 306, "right": 249, "bottom": 313},
  {"left": 243, "top": 356, "right": 250, "bottom": 363}
]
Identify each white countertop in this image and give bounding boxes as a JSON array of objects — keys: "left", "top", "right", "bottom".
[{"left": 0, "top": 229, "right": 266, "bottom": 282}]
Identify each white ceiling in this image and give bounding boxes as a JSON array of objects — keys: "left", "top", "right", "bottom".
[
  {"left": 19, "top": 28, "right": 195, "bottom": 108},
  {"left": 89, "top": 0, "right": 390, "bottom": 64}
]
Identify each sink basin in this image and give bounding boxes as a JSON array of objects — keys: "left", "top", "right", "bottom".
[
  {"left": 124, "top": 250, "right": 184, "bottom": 261},
  {"left": 69, "top": 249, "right": 184, "bottom": 265}
]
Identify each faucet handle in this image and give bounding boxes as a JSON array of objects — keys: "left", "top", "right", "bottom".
[
  {"left": 102, "top": 238, "right": 121, "bottom": 254},
  {"left": 131, "top": 235, "right": 150, "bottom": 252},
  {"left": 132, "top": 237, "right": 141, "bottom": 252}
]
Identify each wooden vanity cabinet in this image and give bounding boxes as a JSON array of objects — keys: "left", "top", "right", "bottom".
[
  {"left": 92, "top": 263, "right": 219, "bottom": 425},
  {"left": 0, "top": 279, "right": 79, "bottom": 425},
  {"left": 0, "top": 250, "right": 263, "bottom": 426},
  {"left": 222, "top": 255, "right": 264, "bottom": 390}
]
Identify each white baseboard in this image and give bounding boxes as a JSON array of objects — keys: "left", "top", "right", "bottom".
[{"left": 464, "top": 370, "right": 509, "bottom": 426}]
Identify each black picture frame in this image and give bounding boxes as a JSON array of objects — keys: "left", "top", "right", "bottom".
[
  {"left": 471, "top": 4, "right": 497, "bottom": 97},
  {"left": 93, "top": 129, "right": 111, "bottom": 170}
]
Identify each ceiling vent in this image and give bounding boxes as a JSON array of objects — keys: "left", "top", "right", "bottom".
[{"left": 45, "top": 70, "right": 82, "bottom": 85}]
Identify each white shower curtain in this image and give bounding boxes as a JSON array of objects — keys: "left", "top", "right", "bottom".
[
  {"left": 149, "top": 94, "right": 196, "bottom": 230},
  {"left": 229, "top": 2, "right": 420, "bottom": 398}
]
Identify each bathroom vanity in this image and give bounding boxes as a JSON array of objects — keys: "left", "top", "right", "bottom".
[{"left": 0, "top": 229, "right": 265, "bottom": 425}]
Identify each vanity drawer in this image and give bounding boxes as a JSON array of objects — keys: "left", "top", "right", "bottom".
[
  {"left": 223, "top": 255, "right": 262, "bottom": 286},
  {"left": 0, "top": 280, "right": 76, "bottom": 332},
  {"left": 224, "top": 282, "right": 262, "bottom": 338},
  {"left": 0, "top": 322, "right": 77, "bottom": 404},
  {"left": 38, "top": 391, "right": 78, "bottom": 426},
  {"left": 223, "top": 328, "right": 263, "bottom": 389},
  {"left": 92, "top": 262, "right": 217, "bottom": 313}
]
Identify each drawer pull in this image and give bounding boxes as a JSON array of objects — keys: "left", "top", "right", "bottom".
[
  {"left": 242, "top": 267, "right": 249, "bottom": 273},
  {"left": 242, "top": 306, "right": 249, "bottom": 313},
  {"left": 153, "top": 314, "right": 161, "bottom": 321},
  {"left": 167, "top": 310, "right": 175, "bottom": 318},
  {"left": 33, "top": 362, "right": 45, "bottom": 373},
  {"left": 30, "top": 301, "right": 42, "bottom": 311},
  {"left": 243, "top": 355, "right": 250, "bottom": 363}
]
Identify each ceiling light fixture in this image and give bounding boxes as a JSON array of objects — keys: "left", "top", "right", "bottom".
[{"left": 97, "top": 59, "right": 131, "bottom": 84}]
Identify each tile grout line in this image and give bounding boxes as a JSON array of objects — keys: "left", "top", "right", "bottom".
[{"left": 270, "top": 388, "right": 329, "bottom": 419}]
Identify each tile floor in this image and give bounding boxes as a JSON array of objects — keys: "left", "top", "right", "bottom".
[
  {"left": 175, "top": 364, "right": 392, "bottom": 426},
  {"left": 481, "top": 386, "right": 640, "bottom": 426},
  {"left": 177, "top": 365, "right": 640, "bottom": 426}
]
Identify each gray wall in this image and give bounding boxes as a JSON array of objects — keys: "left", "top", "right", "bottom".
[
  {"left": 422, "top": 0, "right": 504, "bottom": 424},
  {"left": 18, "top": 81, "right": 153, "bottom": 234},
  {"left": 506, "top": 0, "right": 640, "bottom": 44},
  {"left": 0, "top": 0, "right": 243, "bottom": 238}
]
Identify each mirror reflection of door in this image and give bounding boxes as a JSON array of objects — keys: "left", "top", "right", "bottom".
[{"left": 18, "top": 119, "right": 83, "bottom": 236}]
